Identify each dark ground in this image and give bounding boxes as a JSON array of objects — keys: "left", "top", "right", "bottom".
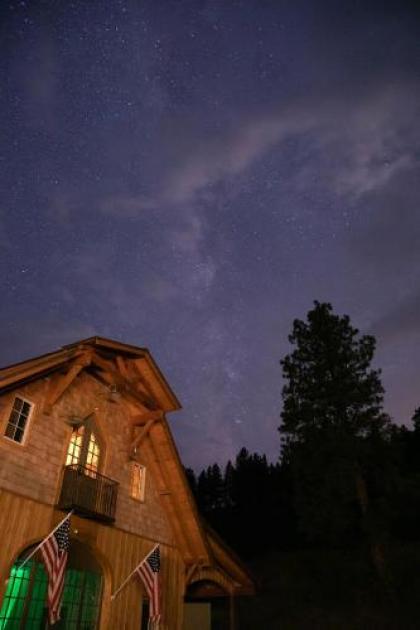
[{"left": 234, "top": 544, "right": 420, "bottom": 630}]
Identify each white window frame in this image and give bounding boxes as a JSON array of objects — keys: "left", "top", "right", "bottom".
[
  {"left": 3, "top": 395, "right": 34, "bottom": 446},
  {"left": 131, "top": 462, "right": 146, "bottom": 502}
]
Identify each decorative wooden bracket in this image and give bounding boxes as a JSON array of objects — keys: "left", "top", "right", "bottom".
[
  {"left": 44, "top": 352, "right": 92, "bottom": 415},
  {"left": 185, "top": 563, "right": 198, "bottom": 585},
  {"left": 130, "top": 410, "right": 163, "bottom": 457},
  {"left": 130, "top": 409, "right": 163, "bottom": 428}
]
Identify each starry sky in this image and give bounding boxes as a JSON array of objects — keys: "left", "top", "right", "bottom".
[{"left": 1, "top": 1, "right": 420, "bottom": 469}]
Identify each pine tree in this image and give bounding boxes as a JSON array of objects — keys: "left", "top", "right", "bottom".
[{"left": 279, "top": 302, "right": 391, "bottom": 577}]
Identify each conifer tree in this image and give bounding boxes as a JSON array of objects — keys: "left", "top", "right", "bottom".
[{"left": 280, "top": 302, "right": 391, "bottom": 570}]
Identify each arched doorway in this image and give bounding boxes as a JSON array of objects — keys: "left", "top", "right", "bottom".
[{"left": 0, "top": 539, "right": 103, "bottom": 629}]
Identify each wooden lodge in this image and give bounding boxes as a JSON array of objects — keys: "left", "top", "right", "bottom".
[{"left": 0, "top": 337, "right": 254, "bottom": 629}]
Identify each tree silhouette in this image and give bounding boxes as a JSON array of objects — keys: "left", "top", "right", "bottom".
[{"left": 279, "top": 302, "right": 392, "bottom": 581}]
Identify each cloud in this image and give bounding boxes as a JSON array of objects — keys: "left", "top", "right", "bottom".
[
  {"left": 164, "top": 83, "right": 418, "bottom": 205},
  {"left": 171, "top": 212, "right": 204, "bottom": 253},
  {"left": 372, "top": 291, "right": 420, "bottom": 343},
  {"left": 163, "top": 109, "right": 314, "bottom": 204},
  {"left": 98, "top": 78, "right": 419, "bottom": 222},
  {"left": 350, "top": 158, "right": 420, "bottom": 347},
  {"left": 329, "top": 85, "right": 419, "bottom": 198},
  {"left": 336, "top": 154, "right": 413, "bottom": 197},
  {"left": 350, "top": 166, "right": 420, "bottom": 270},
  {"left": 98, "top": 107, "right": 315, "bottom": 217}
]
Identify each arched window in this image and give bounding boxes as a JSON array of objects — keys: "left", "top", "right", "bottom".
[
  {"left": 0, "top": 541, "right": 103, "bottom": 628},
  {"left": 66, "top": 416, "right": 102, "bottom": 477}
]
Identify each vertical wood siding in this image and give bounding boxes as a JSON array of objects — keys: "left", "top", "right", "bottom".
[{"left": 0, "top": 491, "right": 186, "bottom": 630}]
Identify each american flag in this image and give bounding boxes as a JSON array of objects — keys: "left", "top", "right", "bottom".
[
  {"left": 40, "top": 516, "right": 70, "bottom": 625},
  {"left": 136, "top": 546, "right": 161, "bottom": 627}
]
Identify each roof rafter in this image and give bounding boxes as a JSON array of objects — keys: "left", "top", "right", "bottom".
[
  {"left": 140, "top": 432, "right": 193, "bottom": 562},
  {"left": 43, "top": 351, "right": 93, "bottom": 415},
  {"left": 90, "top": 352, "right": 158, "bottom": 410},
  {"left": 147, "top": 419, "right": 212, "bottom": 564}
]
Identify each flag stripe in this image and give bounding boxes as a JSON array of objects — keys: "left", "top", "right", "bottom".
[
  {"left": 136, "top": 546, "right": 161, "bottom": 623},
  {"left": 40, "top": 516, "right": 70, "bottom": 625}
]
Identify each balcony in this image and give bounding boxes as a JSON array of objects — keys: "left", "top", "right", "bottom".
[{"left": 58, "top": 464, "right": 119, "bottom": 523}]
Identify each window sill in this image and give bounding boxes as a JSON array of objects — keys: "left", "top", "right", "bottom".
[{"left": 130, "top": 495, "right": 146, "bottom": 504}]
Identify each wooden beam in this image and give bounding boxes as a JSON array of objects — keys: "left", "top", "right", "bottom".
[
  {"left": 146, "top": 423, "right": 213, "bottom": 566},
  {"left": 130, "top": 410, "right": 163, "bottom": 427},
  {"left": 115, "top": 355, "right": 129, "bottom": 378},
  {"left": 185, "top": 563, "right": 198, "bottom": 585},
  {"left": 151, "top": 419, "right": 212, "bottom": 562},
  {"left": 43, "top": 352, "right": 92, "bottom": 414},
  {"left": 91, "top": 353, "right": 157, "bottom": 410},
  {"left": 130, "top": 365, "right": 156, "bottom": 400},
  {"left": 190, "top": 565, "right": 235, "bottom": 595},
  {"left": 141, "top": 434, "right": 192, "bottom": 561},
  {"left": 117, "top": 355, "right": 158, "bottom": 404},
  {"left": 0, "top": 349, "right": 87, "bottom": 391},
  {"left": 130, "top": 415, "right": 162, "bottom": 456}
]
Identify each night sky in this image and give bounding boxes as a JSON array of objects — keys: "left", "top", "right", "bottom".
[{"left": 1, "top": 1, "right": 419, "bottom": 469}]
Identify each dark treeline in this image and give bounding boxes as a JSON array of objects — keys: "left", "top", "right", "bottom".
[
  {"left": 185, "top": 303, "right": 420, "bottom": 566},
  {"left": 186, "top": 421, "right": 420, "bottom": 559},
  {"left": 186, "top": 303, "right": 420, "bottom": 627},
  {"left": 185, "top": 449, "right": 296, "bottom": 558}
]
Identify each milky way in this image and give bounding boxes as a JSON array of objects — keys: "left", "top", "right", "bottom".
[{"left": 1, "top": 1, "right": 419, "bottom": 468}]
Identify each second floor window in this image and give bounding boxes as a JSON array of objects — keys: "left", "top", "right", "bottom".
[
  {"left": 4, "top": 397, "right": 33, "bottom": 444},
  {"left": 66, "top": 419, "right": 101, "bottom": 476},
  {"left": 131, "top": 463, "right": 146, "bottom": 501}
]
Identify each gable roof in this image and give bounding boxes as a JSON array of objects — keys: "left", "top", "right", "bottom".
[
  {"left": 0, "top": 336, "right": 254, "bottom": 596},
  {"left": 0, "top": 336, "right": 181, "bottom": 412}
]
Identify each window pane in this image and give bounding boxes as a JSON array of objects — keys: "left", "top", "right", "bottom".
[
  {"left": 131, "top": 464, "right": 145, "bottom": 500},
  {"left": 13, "top": 397, "right": 24, "bottom": 413},
  {"left": 17, "top": 415, "right": 28, "bottom": 430},
  {"left": 86, "top": 432, "right": 100, "bottom": 473},
  {"left": 4, "top": 398, "right": 32, "bottom": 443},
  {"left": 5, "top": 424, "right": 16, "bottom": 439},
  {"left": 8, "top": 410, "right": 20, "bottom": 427},
  {"left": 1, "top": 560, "right": 101, "bottom": 630},
  {"left": 66, "top": 427, "right": 84, "bottom": 466},
  {"left": 21, "top": 402, "right": 31, "bottom": 416}
]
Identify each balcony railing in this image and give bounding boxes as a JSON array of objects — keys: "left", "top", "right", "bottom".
[{"left": 58, "top": 464, "right": 119, "bottom": 523}]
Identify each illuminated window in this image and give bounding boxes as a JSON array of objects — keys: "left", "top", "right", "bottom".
[
  {"left": 0, "top": 556, "right": 102, "bottom": 628},
  {"left": 4, "top": 396, "right": 33, "bottom": 444},
  {"left": 85, "top": 431, "right": 100, "bottom": 476},
  {"left": 65, "top": 419, "right": 101, "bottom": 476},
  {"left": 66, "top": 426, "right": 85, "bottom": 466},
  {"left": 131, "top": 463, "right": 146, "bottom": 501}
]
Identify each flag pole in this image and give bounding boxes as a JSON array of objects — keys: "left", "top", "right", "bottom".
[
  {"left": 111, "top": 543, "right": 159, "bottom": 601},
  {"left": 17, "top": 510, "right": 73, "bottom": 571}
]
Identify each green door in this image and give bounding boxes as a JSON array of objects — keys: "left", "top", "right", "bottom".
[{"left": 0, "top": 559, "right": 102, "bottom": 629}]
